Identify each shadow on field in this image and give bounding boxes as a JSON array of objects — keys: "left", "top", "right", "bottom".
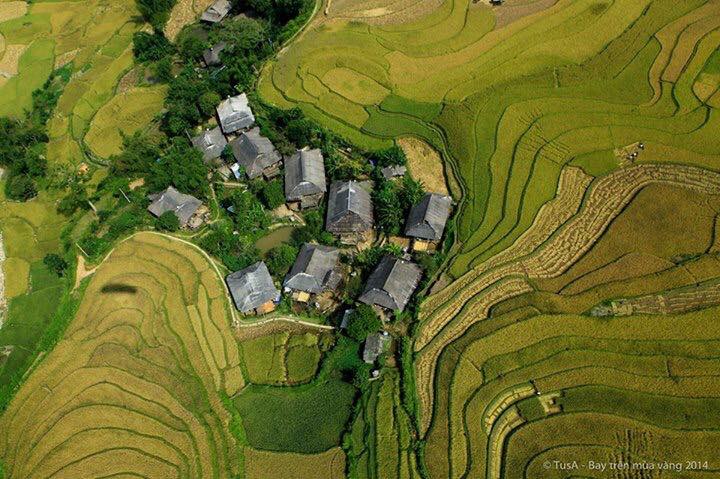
[{"left": 100, "top": 284, "right": 138, "bottom": 294}]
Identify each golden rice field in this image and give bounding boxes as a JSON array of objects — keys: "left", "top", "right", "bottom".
[
  {"left": 261, "top": 0, "right": 720, "bottom": 477},
  {"left": 85, "top": 85, "right": 168, "bottom": 158},
  {"left": 0, "top": 233, "right": 244, "bottom": 478}
]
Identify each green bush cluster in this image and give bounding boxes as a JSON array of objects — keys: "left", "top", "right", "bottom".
[
  {"left": 0, "top": 66, "right": 71, "bottom": 201},
  {"left": 136, "top": 0, "right": 176, "bottom": 31},
  {"left": 345, "top": 304, "right": 382, "bottom": 341},
  {"left": 373, "top": 173, "right": 425, "bottom": 236},
  {"left": 43, "top": 254, "right": 69, "bottom": 277},
  {"left": 266, "top": 243, "right": 298, "bottom": 277}
]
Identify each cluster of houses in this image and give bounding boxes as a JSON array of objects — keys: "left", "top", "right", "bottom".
[{"left": 145, "top": 89, "right": 452, "bottom": 364}]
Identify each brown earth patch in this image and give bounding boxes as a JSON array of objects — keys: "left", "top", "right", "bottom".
[
  {"left": 164, "top": 0, "right": 216, "bottom": 41},
  {"left": 117, "top": 67, "right": 141, "bottom": 94},
  {"left": 399, "top": 137, "right": 449, "bottom": 195},
  {"left": 0, "top": 44, "right": 27, "bottom": 77},
  {"left": 54, "top": 48, "right": 78, "bottom": 68}
]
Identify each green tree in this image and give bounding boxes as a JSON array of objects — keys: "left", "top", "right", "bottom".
[
  {"left": 177, "top": 33, "right": 207, "bottom": 62},
  {"left": 351, "top": 363, "right": 373, "bottom": 389},
  {"left": 57, "top": 181, "right": 89, "bottom": 216},
  {"left": 147, "top": 138, "right": 209, "bottom": 198},
  {"left": 372, "top": 145, "right": 406, "bottom": 167},
  {"left": 210, "top": 16, "right": 267, "bottom": 53},
  {"left": 399, "top": 175, "right": 424, "bottom": 210},
  {"left": 5, "top": 174, "right": 37, "bottom": 201},
  {"left": 110, "top": 131, "right": 163, "bottom": 175},
  {"left": 346, "top": 304, "right": 382, "bottom": 341},
  {"left": 156, "top": 211, "right": 180, "bottom": 231},
  {"left": 163, "top": 66, "right": 213, "bottom": 136},
  {"left": 43, "top": 253, "right": 69, "bottom": 277},
  {"left": 132, "top": 31, "right": 174, "bottom": 62},
  {"left": 135, "top": 0, "right": 176, "bottom": 31},
  {"left": 259, "top": 179, "right": 285, "bottom": 209},
  {"left": 373, "top": 180, "right": 402, "bottom": 236},
  {"left": 155, "top": 56, "right": 173, "bottom": 82},
  {"left": 274, "top": 0, "right": 305, "bottom": 22},
  {"left": 247, "top": 0, "right": 273, "bottom": 18},
  {"left": 198, "top": 91, "right": 222, "bottom": 118},
  {"left": 266, "top": 243, "right": 298, "bottom": 277},
  {"left": 228, "top": 190, "right": 269, "bottom": 233}
]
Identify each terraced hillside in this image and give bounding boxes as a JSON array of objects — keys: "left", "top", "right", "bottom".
[
  {"left": 260, "top": 0, "right": 720, "bottom": 275},
  {"left": 0, "top": 0, "right": 165, "bottom": 165},
  {"left": 0, "top": 233, "right": 243, "bottom": 478},
  {"left": 261, "top": 0, "right": 720, "bottom": 477}
]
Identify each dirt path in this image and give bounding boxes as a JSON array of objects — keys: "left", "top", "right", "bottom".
[
  {"left": 82, "top": 231, "right": 334, "bottom": 333},
  {"left": 74, "top": 254, "right": 97, "bottom": 289}
]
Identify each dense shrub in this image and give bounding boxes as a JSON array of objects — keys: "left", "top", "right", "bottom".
[
  {"left": 146, "top": 138, "right": 209, "bottom": 198},
  {"left": 135, "top": 0, "right": 176, "bottom": 31},
  {"left": 156, "top": 211, "right": 180, "bottom": 231},
  {"left": 132, "top": 32, "right": 174, "bottom": 62},
  {"left": 43, "top": 254, "right": 69, "bottom": 277},
  {"left": 259, "top": 179, "right": 285, "bottom": 209},
  {"left": 5, "top": 174, "right": 37, "bottom": 201},
  {"left": 226, "top": 189, "right": 269, "bottom": 233},
  {"left": 266, "top": 243, "right": 298, "bottom": 278},
  {"left": 199, "top": 223, "right": 261, "bottom": 271},
  {"left": 345, "top": 304, "right": 382, "bottom": 341},
  {"left": 110, "top": 131, "right": 163, "bottom": 175}
]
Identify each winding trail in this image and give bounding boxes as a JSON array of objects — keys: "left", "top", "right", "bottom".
[{"left": 79, "top": 231, "right": 333, "bottom": 332}]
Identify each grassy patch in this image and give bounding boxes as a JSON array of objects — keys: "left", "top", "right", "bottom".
[{"left": 235, "top": 378, "right": 356, "bottom": 453}]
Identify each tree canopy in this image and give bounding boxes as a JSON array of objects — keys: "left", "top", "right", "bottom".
[{"left": 346, "top": 304, "right": 382, "bottom": 341}]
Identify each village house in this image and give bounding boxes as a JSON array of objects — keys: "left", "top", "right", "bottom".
[
  {"left": 191, "top": 126, "right": 228, "bottom": 163},
  {"left": 202, "top": 41, "right": 227, "bottom": 67},
  {"left": 226, "top": 261, "right": 280, "bottom": 315},
  {"left": 405, "top": 193, "right": 452, "bottom": 252},
  {"left": 359, "top": 256, "right": 422, "bottom": 313},
  {"left": 284, "top": 148, "right": 327, "bottom": 209},
  {"left": 230, "top": 127, "right": 282, "bottom": 179},
  {"left": 363, "top": 331, "right": 391, "bottom": 364},
  {"left": 283, "top": 243, "right": 341, "bottom": 302},
  {"left": 325, "top": 180, "right": 374, "bottom": 244},
  {"left": 201, "top": 0, "right": 232, "bottom": 23},
  {"left": 147, "top": 186, "right": 206, "bottom": 229},
  {"left": 380, "top": 164, "right": 407, "bottom": 180},
  {"left": 217, "top": 93, "right": 255, "bottom": 134}
]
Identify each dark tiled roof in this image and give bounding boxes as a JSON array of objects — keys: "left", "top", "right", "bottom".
[
  {"left": 202, "top": 41, "right": 227, "bottom": 67},
  {"left": 283, "top": 243, "right": 340, "bottom": 294},
  {"left": 147, "top": 186, "right": 202, "bottom": 226},
  {"left": 359, "top": 256, "right": 422, "bottom": 311},
  {"left": 191, "top": 127, "right": 227, "bottom": 162},
  {"left": 226, "top": 261, "right": 279, "bottom": 313},
  {"left": 326, "top": 180, "right": 373, "bottom": 234},
  {"left": 217, "top": 93, "right": 255, "bottom": 134},
  {"left": 405, "top": 193, "right": 452, "bottom": 241},
  {"left": 363, "top": 332, "right": 390, "bottom": 363},
  {"left": 201, "top": 0, "right": 231, "bottom": 22},
  {"left": 284, "top": 149, "right": 326, "bottom": 201},
  {"left": 381, "top": 165, "right": 407, "bottom": 180},
  {"left": 230, "top": 127, "right": 282, "bottom": 179}
]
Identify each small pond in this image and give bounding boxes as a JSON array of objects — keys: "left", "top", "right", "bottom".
[{"left": 255, "top": 225, "right": 296, "bottom": 254}]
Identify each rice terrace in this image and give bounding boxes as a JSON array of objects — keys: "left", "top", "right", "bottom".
[{"left": 1, "top": 0, "right": 720, "bottom": 477}]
